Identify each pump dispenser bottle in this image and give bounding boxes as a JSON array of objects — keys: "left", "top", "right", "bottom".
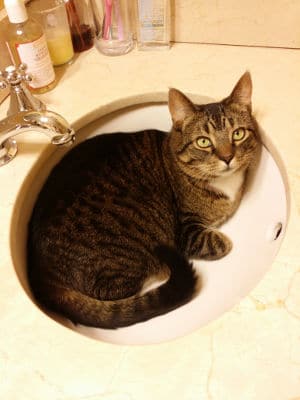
[{"left": 4, "top": 0, "right": 56, "bottom": 93}]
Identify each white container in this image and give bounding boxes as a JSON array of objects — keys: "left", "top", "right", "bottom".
[{"left": 135, "top": 0, "right": 171, "bottom": 50}]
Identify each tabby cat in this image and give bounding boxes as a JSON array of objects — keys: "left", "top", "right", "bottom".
[{"left": 27, "top": 72, "right": 262, "bottom": 329}]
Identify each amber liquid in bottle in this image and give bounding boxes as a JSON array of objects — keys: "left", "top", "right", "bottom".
[{"left": 65, "top": 0, "right": 95, "bottom": 53}]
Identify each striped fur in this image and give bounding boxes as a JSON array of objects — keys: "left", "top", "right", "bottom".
[{"left": 27, "top": 72, "right": 261, "bottom": 328}]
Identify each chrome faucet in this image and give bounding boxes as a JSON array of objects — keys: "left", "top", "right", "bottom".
[{"left": 0, "top": 64, "right": 75, "bottom": 167}]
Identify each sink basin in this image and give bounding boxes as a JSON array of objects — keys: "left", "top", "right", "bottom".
[{"left": 10, "top": 101, "right": 289, "bottom": 345}]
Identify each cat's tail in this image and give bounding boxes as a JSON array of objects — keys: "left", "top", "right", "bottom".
[{"left": 39, "top": 245, "right": 199, "bottom": 329}]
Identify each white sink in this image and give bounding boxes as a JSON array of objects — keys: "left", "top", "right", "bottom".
[{"left": 10, "top": 102, "right": 288, "bottom": 345}]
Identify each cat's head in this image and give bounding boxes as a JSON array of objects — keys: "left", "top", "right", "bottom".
[{"left": 168, "top": 72, "right": 262, "bottom": 180}]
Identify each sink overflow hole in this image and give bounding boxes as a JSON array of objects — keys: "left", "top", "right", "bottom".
[{"left": 273, "top": 222, "right": 283, "bottom": 241}]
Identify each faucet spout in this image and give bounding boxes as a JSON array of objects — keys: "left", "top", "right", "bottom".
[{"left": 0, "top": 110, "right": 75, "bottom": 166}]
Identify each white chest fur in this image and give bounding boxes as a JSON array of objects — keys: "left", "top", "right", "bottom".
[{"left": 210, "top": 170, "right": 245, "bottom": 202}]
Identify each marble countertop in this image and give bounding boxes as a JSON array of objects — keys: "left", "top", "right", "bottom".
[{"left": 1, "top": 43, "right": 300, "bottom": 400}]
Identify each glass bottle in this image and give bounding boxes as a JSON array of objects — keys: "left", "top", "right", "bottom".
[
  {"left": 65, "top": 0, "right": 95, "bottom": 53},
  {"left": 95, "top": 0, "right": 134, "bottom": 56},
  {"left": 135, "top": 0, "right": 171, "bottom": 50},
  {"left": 27, "top": 0, "right": 74, "bottom": 67},
  {"left": 4, "top": 0, "right": 56, "bottom": 93}
]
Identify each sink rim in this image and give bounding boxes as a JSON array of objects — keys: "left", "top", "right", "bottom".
[{"left": 9, "top": 98, "right": 291, "bottom": 344}]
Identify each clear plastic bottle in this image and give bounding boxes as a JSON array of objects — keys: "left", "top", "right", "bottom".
[
  {"left": 27, "top": 0, "right": 74, "bottom": 67},
  {"left": 135, "top": 0, "right": 171, "bottom": 50},
  {"left": 4, "top": 0, "right": 56, "bottom": 93}
]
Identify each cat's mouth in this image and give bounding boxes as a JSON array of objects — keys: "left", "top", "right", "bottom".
[
  {"left": 222, "top": 167, "right": 234, "bottom": 174},
  {"left": 216, "top": 162, "right": 245, "bottom": 179},
  {"left": 218, "top": 163, "right": 237, "bottom": 176}
]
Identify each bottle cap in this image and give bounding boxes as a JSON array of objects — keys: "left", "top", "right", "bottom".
[{"left": 4, "top": 0, "right": 28, "bottom": 24}]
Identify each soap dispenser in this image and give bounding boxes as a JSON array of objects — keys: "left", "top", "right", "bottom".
[{"left": 4, "top": 0, "right": 56, "bottom": 93}]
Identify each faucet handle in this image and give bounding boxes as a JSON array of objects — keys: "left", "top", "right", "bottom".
[
  {"left": 0, "top": 63, "right": 46, "bottom": 116},
  {"left": 1, "top": 63, "right": 32, "bottom": 87}
]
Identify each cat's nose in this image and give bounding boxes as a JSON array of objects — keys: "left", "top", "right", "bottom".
[{"left": 220, "top": 154, "right": 234, "bottom": 165}]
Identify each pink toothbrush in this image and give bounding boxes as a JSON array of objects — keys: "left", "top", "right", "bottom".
[
  {"left": 103, "top": 0, "right": 113, "bottom": 40},
  {"left": 113, "top": 0, "right": 124, "bottom": 40}
]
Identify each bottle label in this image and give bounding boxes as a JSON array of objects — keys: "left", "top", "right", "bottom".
[
  {"left": 138, "top": 0, "right": 166, "bottom": 42},
  {"left": 16, "top": 34, "right": 55, "bottom": 89}
]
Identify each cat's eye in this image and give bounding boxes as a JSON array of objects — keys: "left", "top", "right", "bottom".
[
  {"left": 232, "top": 128, "right": 246, "bottom": 141},
  {"left": 196, "top": 137, "right": 212, "bottom": 149}
]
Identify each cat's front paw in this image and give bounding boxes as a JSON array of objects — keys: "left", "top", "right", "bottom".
[
  {"left": 187, "top": 229, "right": 232, "bottom": 260},
  {"left": 200, "top": 229, "right": 232, "bottom": 260}
]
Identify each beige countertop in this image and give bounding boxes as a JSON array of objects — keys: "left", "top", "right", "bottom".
[{"left": 0, "top": 43, "right": 300, "bottom": 400}]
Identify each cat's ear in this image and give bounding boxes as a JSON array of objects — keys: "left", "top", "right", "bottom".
[
  {"left": 168, "top": 88, "right": 195, "bottom": 130},
  {"left": 227, "top": 71, "right": 252, "bottom": 108}
]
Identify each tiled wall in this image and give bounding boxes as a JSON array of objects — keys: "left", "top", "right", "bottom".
[{"left": 171, "top": 0, "right": 300, "bottom": 48}]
